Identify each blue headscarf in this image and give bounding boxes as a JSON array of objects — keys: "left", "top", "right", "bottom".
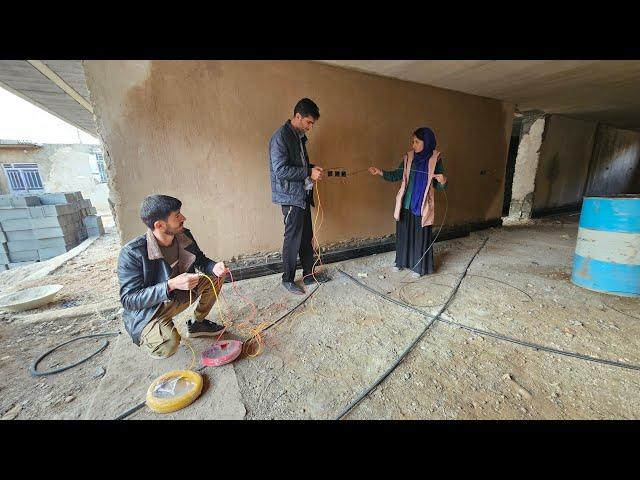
[{"left": 410, "top": 127, "right": 436, "bottom": 217}]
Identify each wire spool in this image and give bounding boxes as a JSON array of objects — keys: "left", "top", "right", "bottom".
[
  {"left": 145, "top": 370, "right": 203, "bottom": 414},
  {"left": 201, "top": 340, "right": 243, "bottom": 367}
]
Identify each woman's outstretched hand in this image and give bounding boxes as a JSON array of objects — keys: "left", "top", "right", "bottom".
[{"left": 368, "top": 166, "right": 382, "bottom": 176}]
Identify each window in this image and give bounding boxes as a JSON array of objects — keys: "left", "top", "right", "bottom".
[
  {"left": 95, "top": 153, "right": 108, "bottom": 183},
  {"left": 3, "top": 163, "right": 45, "bottom": 194}
]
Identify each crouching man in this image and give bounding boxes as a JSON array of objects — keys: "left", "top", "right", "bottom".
[{"left": 118, "top": 194, "right": 228, "bottom": 359}]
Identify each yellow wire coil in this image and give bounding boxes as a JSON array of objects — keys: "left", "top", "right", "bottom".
[{"left": 145, "top": 369, "right": 203, "bottom": 414}]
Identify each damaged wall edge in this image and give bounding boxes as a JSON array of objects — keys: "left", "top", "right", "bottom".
[{"left": 82, "top": 60, "right": 121, "bottom": 238}]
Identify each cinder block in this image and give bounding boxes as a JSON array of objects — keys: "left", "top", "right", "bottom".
[
  {"left": 34, "top": 225, "right": 81, "bottom": 240},
  {"left": 7, "top": 240, "right": 39, "bottom": 252},
  {"left": 6, "top": 230, "right": 35, "bottom": 241},
  {"left": 2, "top": 214, "right": 79, "bottom": 231},
  {"left": 38, "top": 246, "right": 71, "bottom": 260},
  {"left": 83, "top": 215, "right": 103, "bottom": 228},
  {"left": 0, "top": 218, "right": 32, "bottom": 231},
  {"left": 0, "top": 195, "right": 41, "bottom": 208},
  {"left": 78, "top": 199, "right": 92, "bottom": 209},
  {"left": 29, "top": 203, "right": 78, "bottom": 218},
  {"left": 9, "top": 250, "right": 39, "bottom": 262},
  {"left": 76, "top": 228, "right": 88, "bottom": 243},
  {"left": 26, "top": 207, "right": 43, "bottom": 218},
  {"left": 85, "top": 215, "right": 105, "bottom": 237},
  {"left": 29, "top": 214, "right": 79, "bottom": 229},
  {"left": 38, "top": 193, "right": 77, "bottom": 205},
  {"left": 0, "top": 208, "right": 30, "bottom": 221},
  {"left": 8, "top": 261, "right": 37, "bottom": 269},
  {"left": 63, "top": 211, "right": 81, "bottom": 224},
  {"left": 37, "top": 235, "right": 77, "bottom": 249}
]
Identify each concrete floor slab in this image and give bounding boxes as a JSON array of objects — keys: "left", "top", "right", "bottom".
[
  {"left": 84, "top": 329, "right": 246, "bottom": 420},
  {"left": 2, "top": 215, "right": 639, "bottom": 420}
]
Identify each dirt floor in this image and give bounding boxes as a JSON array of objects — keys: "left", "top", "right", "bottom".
[{"left": 1, "top": 214, "right": 639, "bottom": 420}]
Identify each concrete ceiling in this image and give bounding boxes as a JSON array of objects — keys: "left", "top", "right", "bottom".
[
  {"left": 3, "top": 60, "right": 640, "bottom": 135},
  {"left": 0, "top": 60, "right": 96, "bottom": 135},
  {"left": 317, "top": 60, "right": 640, "bottom": 130}
]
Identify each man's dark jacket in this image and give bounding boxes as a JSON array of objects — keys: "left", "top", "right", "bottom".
[
  {"left": 117, "top": 228, "right": 217, "bottom": 345},
  {"left": 269, "top": 119, "right": 315, "bottom": 209}
]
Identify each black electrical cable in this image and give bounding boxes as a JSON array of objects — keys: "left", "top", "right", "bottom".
[
  {"left": 335, "top": 238, "right": 488, "bottom": 420},
  {"left": 262, "top": 282, "right": 320, "bottom": 334},
  {"left": 466, "top": 274, "right": 534, "bottom": 302},
  {"left": 605, "top": 303, "right": 640, "bottom": 322},
  {"left": 30, "top": 332, "right": 121, "bottom": 377},
  {"left": 396, "top": 272, "right": 533, "bottom": 305},
  {"left": 398, "top": 280, "right": 452, "bottom": 307},
  {"left": 340, "top": 269, "right": 640, "bottom": 374},
  {"left": 113, "top": 401, "right": 145, "bottom": 420},
  {"left": 113, "top": 284, "right": 321, "bottom": 420}
]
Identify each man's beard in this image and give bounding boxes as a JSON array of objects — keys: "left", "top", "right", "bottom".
[{"left": 165, "top": 224, "right": 184, "bottom": 236}]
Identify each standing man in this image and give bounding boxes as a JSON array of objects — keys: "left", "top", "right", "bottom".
[
  {"left": 269, "top": 98, "right": 331, "bottom": 295},
  {"left": 118, "top": 194, "right": 228, "bottom": 359}
]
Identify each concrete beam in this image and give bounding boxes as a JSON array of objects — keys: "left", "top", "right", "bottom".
[
  {"left": 26, "top": 60, "right": 94, "bottom": 113},
  {"left": 0, "top": 79, "right": 96, "bottom": 137}
]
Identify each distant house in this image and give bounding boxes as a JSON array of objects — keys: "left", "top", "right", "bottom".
[{"left": 0, "top": 141, "right": 109, "bottom": 213}]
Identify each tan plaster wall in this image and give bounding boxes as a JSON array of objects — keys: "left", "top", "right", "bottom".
[{"left": 84, "top": 60, "right": 514, "bottom": 259}]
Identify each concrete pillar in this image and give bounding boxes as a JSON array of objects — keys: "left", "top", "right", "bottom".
[{"left": 505, "top": 112, "right": 547, "bottom": 222}]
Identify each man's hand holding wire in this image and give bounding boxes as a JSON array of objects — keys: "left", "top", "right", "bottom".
[
  {"left": 168, "top": 273, "right": 199, "bottom": 292},
  {"left": 311, "top": 166, "right": 324, "bottom": 181},
  {"left": 213, "top": 262, "right": 229, "bottom": 277}
]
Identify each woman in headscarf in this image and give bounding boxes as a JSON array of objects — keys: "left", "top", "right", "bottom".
[{"left": 368, "top": 127, "right": 447, "bottom": 278}]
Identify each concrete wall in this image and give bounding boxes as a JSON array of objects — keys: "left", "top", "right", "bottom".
[
  {"left": 84, "top": 60, "right": 515, "bottom": 259},
  {"left": 533, "top": 115, "right": 598, "bottom": 211},
  {"left": 0, "top": 144, "right": 110, "bottom": 212},
  {"left": 585, "top": 124, "right": 640, "bottom": 196}
]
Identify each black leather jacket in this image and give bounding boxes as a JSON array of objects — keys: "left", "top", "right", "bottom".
[{"left": 117, "top": 228, "right": 217, "bottom": 345}]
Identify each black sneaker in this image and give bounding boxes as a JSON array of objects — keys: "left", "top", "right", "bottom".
[
  {"left": 186, "top": 319, "right": 225, "bottom": 338},
  {"left": 281, "top": 281, "right": 305, "bottom": 295},
  {"left": 303, "top": 271, "right": 331, "bottom": 285}
]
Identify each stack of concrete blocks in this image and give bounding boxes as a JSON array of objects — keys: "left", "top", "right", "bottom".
[{"left": 0, "top": 192, "right": 105, "bottom": 270}]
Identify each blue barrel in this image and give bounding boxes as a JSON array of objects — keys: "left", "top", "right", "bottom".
[{"left": 572, "top": 195, "right": 640, "bottom": 297}]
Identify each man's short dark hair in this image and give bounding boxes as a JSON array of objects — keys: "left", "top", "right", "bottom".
[
  {"left": 294, "top": 98, "right": 320, "bottom": 120},
  {"left": 140, "top": 194, "right": 182, "bottom": 230}
]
